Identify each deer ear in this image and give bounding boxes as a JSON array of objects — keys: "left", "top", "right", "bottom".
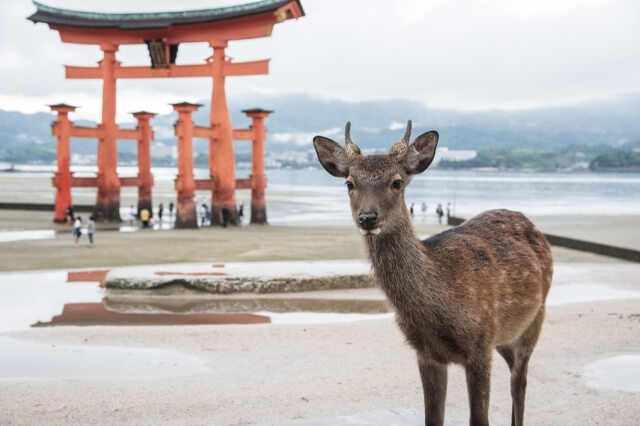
[
  {"left": 313, "top": 136, "right": 349, "bottom": 178},
  {"left": 404, "top": 131, "right": 439, "bottom": 175}
]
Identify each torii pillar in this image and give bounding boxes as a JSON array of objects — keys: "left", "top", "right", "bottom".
[
  {"left": 172, "top": 102, "right": 199, "bottom": 229},
  {"left": 209, "top": 40, "right": 239, "bottom": 226},
  {"left": 243, "top": 108, "right": 272, "bottom": 224},
  {"left": 132, "top": 111, "right": 156, "bottom": 217},
  {"left": 50, "top": 104, "right": 76, "bottom": 223},
  {"left": 93, "top": 43, "right": 121, "bottom": 222}
]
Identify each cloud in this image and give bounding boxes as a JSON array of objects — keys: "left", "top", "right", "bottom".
[
  {"left": 271, "top": 127, "right": 341, "bottom": 146},
  {"left": 1, "top": 0, "right": 639, "bottom": 120}
]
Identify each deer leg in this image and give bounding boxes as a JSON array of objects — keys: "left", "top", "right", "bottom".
[
  {"left": 496, "top": 345, "right": 516, "bottom": 426},
  {"left": 510, "top": 306, "right": 546, "bottom": 426},
  {"left": 465, "top": 353, "right": 492, "bottom": 426},
  {"left": 418, "top": 357, "right": 448, "bottom": 426}
]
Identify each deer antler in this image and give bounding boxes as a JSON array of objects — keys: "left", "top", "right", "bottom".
[
  {"left": 389, "top": 120, "right": 412, "bottom": 163},
  {"left": 344, "top": 121, "right": 361, "bottom": 162},
  {"left": 402, "top": 120, "right": 412, "bottom": 144}
]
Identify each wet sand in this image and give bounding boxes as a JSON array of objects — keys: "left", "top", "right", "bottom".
[
  {"left": 1, "top": 209, "right": 638, "bottom": 271},
  {"left": 1, "top": 264, "right": 639, "bottom": 425}
]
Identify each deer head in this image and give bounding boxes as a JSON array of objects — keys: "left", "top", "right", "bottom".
[{"left": 313, "top": 121, "right": 439, "bottom": 236}]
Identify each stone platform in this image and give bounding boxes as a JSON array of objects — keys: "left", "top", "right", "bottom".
[{"left": 105, "top": 260, "right": 373, "bottom": 294}]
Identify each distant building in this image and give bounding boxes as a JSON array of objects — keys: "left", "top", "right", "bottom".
[{"left": 433, "top": 147, "right": 477, "bottom": 165}]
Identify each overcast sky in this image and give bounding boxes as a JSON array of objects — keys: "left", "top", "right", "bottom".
[{"left": 1, "top": 0, "right": 639, "bottom": 122}]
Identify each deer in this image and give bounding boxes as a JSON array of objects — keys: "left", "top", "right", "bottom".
[{"left": 313, "top": 121, "right": 553, "bottom": 426}]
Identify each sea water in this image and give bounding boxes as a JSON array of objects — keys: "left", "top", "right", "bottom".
[{"left": 1, "top": 166, "right": 639, "bottom": 226}]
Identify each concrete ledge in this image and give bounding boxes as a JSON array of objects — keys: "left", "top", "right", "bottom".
[
  {"left": 105, "top": 260, "right": 374, "bottom": 294},
  {"left": 448, "top": 215, "right": 640, "bottom": 263},
  {"left": 0, "top": 202, "right": 93, "bottom": 212}
]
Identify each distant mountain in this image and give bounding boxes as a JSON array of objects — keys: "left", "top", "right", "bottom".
[{"left": 1, "top": 93, "right": 639, "bottom": 162}]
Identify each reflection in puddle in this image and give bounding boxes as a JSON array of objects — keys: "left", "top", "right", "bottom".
[
  {"left": 0, "top": 270, "right": 392, "bottom": 331},
  {"left": 0, "top": 337, "right": 210, "bottom": 381},
  {"left": 584, "top": 355, "right": 640, "bottom": 392},
  {"left": 104, "top": 296, "right": 390, "bottom": 315},
  {"left": 0, "top": 229, "right": 55, "bottom": 243},
  {"left": 256, "top": 311, "right": 393, "bottom": 324},
  {"left": 33, "top": 302, "right": 270, "bottom": 327},
  {"left": 547, "top": 283, "right": 640, "bottom": 306}
]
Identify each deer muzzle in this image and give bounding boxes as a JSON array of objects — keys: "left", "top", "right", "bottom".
[{"left": 357, "top": 211, "right": 379, "bottom": 232}]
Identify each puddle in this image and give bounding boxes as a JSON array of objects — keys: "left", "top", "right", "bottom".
[
  {"left": 0, "top": 229, "right": 55, "bottom": 243},
  {"left": 0, "top": 270, "right": 391, "bottom": 332},
  {"left": 33, "top": 302, "right": 270, "bottom": 327},
  {"left": 259, "top": 311, "right": 393, "bottom": 324},
  {"left": 547, "top": 283, "right": 640, "bottom": 306},
  {"left": 584, "top": 355, "right": 640, "bottom": 392},
  {"left": 0, "top": 337, "right": 210, "bottom": 381},
  {"left": 104, "top": 295, "right": 390, "bottom": 315},
  {"left": 0, "top": 270, "right": 103, "bottom": 333}
]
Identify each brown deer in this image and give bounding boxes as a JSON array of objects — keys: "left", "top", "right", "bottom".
[{"left": 313, "top": 121, "right": 552, "bottom": 426}]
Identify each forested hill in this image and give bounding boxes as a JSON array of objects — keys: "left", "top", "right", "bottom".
[{"left": 1, "top": 92, "right": 639, "bottom": 162}]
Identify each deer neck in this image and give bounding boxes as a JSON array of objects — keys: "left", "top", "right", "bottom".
[{"left": 365, "top": 214, "right": 440, "bottom": 311}]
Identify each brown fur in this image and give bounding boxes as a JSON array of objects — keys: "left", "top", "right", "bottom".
[{"left": 313, "top": 122, "right": 553, "bottom": 426}]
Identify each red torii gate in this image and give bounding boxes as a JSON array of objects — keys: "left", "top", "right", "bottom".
[
  {"left": 28, "top": 0, "right": 304, "bottom": 225},
  {"left": 49, "top": 104, "right": 155, "bottom": 223}
]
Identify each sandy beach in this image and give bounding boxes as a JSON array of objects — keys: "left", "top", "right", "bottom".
[{"left": 1, "top": 263, "right": 639, "bottom": 425}]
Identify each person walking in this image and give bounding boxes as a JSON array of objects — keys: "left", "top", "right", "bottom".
[
  {"left": 238, "top": 203, "right": 244, "bottom": 225},
  {"left": 87, "top": 215, "right": 95, "bottom": 247},
  {"left": 410, "top": 202, "right": 415, "bottom": 218},
  {"left": 128, "top": 205, "right": 137, "bottom": 225},
  {"left": 168, "top": 201, "right": 174, "bottom": 218},
  {"left": 66, "top": 205, "right": 74, "bottom": 224},
  {"left": 158, "top": 203, "right": 164, "bottom": 223},
  {"left": 421, "top": 201, "right": 427, "bottom": 215},
  {"left": 200, "top": 204, "right": 210, "bottom": 227},
  {"left": 436, "top": 203, "right": 444, "bottom": 224},
  {"left": 73, "top": 216, "right": 82, "bottom": 244},
  {"left": 221, "top": 206, "right": 230, "bottom": 228},
  {"left": 140, "top": 208, "right": 150, "bottom": 228}
]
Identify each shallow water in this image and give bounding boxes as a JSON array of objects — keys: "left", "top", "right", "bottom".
[
  {"left": 0, "top": 229, "right": 55, "bottom": 243},
  {"left": 547, "top": 282, "right": 640, "bottom": 306},
  {"left": 583, "top": 355, "right": 640, "bottom": 392},
  {"left": 0, "top": 337, "right": 210, "bottom": 381},
  {"left": 0, "top": 269, "right": 388, "bottom": 331}
]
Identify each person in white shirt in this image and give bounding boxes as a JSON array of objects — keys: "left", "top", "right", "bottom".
[
  {"left": 87, "top": 216, "right": 95, "bottom": 246},
  {"left": 73, "top": 216, "right": 82, "bottom": 244}
]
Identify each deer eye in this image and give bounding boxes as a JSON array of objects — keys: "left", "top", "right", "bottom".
[
  {"left": 345, "top": 181, "right": 354, "bottom": 191},
  {"left": 391, "top": 179, "right": 403, "bottom": 190}
]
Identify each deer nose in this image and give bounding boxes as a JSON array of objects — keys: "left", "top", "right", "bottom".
[{"left": 358, "top": 212, "right": 378, "bottom": 230}]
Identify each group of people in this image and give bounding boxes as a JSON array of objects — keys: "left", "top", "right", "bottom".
[
  {"left": 65, "top": 198, "right": 245, "bottom": 244},
  {"left": 66, "top": 205, "right": 95, "bottom": 246},
  {"left": 408, "top": 201, "right": 453, "bottom": 224},
  {"left": 128, "top": 202, "right": 175, "bottom": 229},
  {"left": 200, "top": 201, "right": 244, "bottom": 227}
]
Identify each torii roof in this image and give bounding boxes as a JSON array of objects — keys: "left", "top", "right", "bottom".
[{"left": 28, "top": 0, "right": 304, "bottom": 30}]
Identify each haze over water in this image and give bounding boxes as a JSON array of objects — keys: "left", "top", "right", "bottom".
[{"left": 2, "top": 165, "right": 638, "bottom": 226}]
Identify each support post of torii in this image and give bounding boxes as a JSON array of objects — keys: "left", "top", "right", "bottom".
[
  {"left": 132, "top": 111, "right": 156, "bottom": 217},
  {"left": 172, "top": 102, "right": 199, "bottom": 229},
  {"left": 209, "top": 40, "right": 238, "bottom": 226},
  {"left": 243, "top": 108, "right": 272, "bottom": 224},
  {"left": 94, "top": 43, "right": 121, "bottom": 222},
  {"left": 50, "top": 104, "right": 76, "bottom": 223}
]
